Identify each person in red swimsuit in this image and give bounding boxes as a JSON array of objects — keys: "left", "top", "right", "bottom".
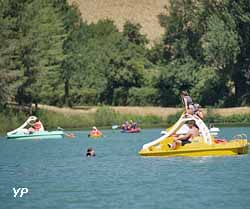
[
  {"left": 90, "top": 126, "right": 101, "bottom": 135},
  {"left": 29, "top": 118, "right": 43, "bottom": 132}
]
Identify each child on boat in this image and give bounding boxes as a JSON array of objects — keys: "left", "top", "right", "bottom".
[
  {"left": 193, "top": 104, "right": 204, "bottom": 119},
  {"left": 181, "top": 91, "right": 194, "bottom": 115},
  {"left": 129, "top": 120, "right": 137, "bottom": 129},
  {"left": 121, "top": 121, "right": 130, "bottom": 131},
  {"left": 181, "top": 91, "right": 204, "bottom": 119}
]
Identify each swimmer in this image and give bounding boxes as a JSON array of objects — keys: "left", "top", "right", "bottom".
[{"left": 86, "top": 147, "right": 96, "bottom": 157}]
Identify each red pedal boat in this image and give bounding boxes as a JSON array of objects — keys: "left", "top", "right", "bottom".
[{"left": 121, "top": 128, "right": 141, "bottom": 133}]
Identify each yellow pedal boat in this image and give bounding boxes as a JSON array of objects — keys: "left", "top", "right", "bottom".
[{"left": 139, "top": 114, "right": 249, "bottom": 157}]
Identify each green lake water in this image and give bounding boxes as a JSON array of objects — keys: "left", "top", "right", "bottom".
[{"left": 1, "top": 127, "right": 250, "bottom": 209}]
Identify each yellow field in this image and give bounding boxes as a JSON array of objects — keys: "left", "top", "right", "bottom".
[
  {"left": 210, "top": 107, "right": 250, "bottom": 116},
  {"left": 68, "top": 0, "right": 169, "bottom": 43},
  {"left": 112, "top": 106, "right": 250, "bottom": 117},
  {"left": 36, "top": 104, "right": 97, "bottom": 116},
  {"left": 112, "top": 106, "right": 182, "bottom": 117}
]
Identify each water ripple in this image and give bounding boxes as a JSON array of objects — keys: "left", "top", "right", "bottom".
[{"left": 1, "top": 127, "right": 250, "bottom": 209}]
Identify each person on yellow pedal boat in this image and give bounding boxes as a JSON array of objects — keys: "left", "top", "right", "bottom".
[
  {"left": 181, "top": 91, "right": 204, "bottom": 119},
  {"left": 168, "top": 120, "right": 199, "bottom": 149},
  {"left": 181, "top": 91, "right": 194, "bottom": 115}
]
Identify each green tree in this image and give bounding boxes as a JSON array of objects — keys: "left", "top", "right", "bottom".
[
  {"left": 123, "top": 21, "right": 148, "bottom": 46},
  {"left": 127, "top": 87, "right": 159, "bottom": 106},
  {"left": 201, "top": 14, "right": 239, "bottom": 73},
  {"left": 227, "top": 0, "right": 250, "bottom": 104},
  {"left": 106, "top": 43, "right": 147, "bottom": 105},
  {"left": 191, "top": 67, "right": 229, "bottom": 106},
  {"left": 60, "top": 4, "right": 88, "bottom": 106},
  {"left": 156, "top": 0, "right": 250, "bottom": 106},
  {"left": 0, "top": 0, "right": 27, "bottom": 105},
  {"left": 73, "top": 20, "right": 120, "bottom": 105},
  {"left": 16, "top": 0, "right": 66, "bottom": 106},
  {"left": 157, "top": 58, "right": 199, "bottom": 106}
]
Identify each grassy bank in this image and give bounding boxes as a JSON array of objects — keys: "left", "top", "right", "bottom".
[
  {"left": 39, "top": 104, "right": 250, "bottom": 118},
  {"left": 1, "top": 106, "right": 250, "bottom": 135},
  {"left": 0, "top": 106, "right": 166, "bottom": 134}
]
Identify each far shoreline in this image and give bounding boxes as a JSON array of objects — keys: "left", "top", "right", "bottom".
[{"left": 1, "top": 105, "right": 250, "bottom": 135}]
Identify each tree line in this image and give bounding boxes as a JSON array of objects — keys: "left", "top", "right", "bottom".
[{"left": 0, "top": 0, "right": 250, "bottom": 108}]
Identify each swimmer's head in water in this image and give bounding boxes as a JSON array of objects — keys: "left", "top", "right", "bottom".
[
  {"left": 87, "top": 147, "right": 93, "bottom": 152},
  {"left": 86, "top": 147, "right": 95, "bottom": 157}
]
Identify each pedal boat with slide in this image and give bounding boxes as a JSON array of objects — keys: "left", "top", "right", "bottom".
[
  {"left": 6, "top": 116, "right": 64, "bottom": 140},
  {"left": 139, "top": 113, "right": 249, "bottom": 157}
]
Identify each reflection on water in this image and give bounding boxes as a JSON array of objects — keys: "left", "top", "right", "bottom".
[{"left": 0, "top": 127, "right": 250, "bottom": 209}]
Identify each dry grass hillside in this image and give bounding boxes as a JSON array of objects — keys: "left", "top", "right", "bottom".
[
  {"left": 68, "top": 0, "right": 169, "bottom": 43},
  {"left": 36, "top": 104, "right": 250, "bottom": 118}
]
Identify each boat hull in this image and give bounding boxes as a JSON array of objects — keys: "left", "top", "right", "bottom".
[
  {"left": 121, "top": 128, "right": 141, "bottom": 133},
  {"left": 139, "top": 139, "right": 249, "bottom": 157},
  {"left": 89, "top": 134, "right": 102, "bottom": 139},
  {"left": 7, "top": 131, "right": 64, "bottom": 140}
]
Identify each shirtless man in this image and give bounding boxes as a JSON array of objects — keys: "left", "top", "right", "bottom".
[{"left": 168, "top": 120, "right": 199, "bottom": 149}]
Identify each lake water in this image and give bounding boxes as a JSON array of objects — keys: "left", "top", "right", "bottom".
[{"left": 1, "top": 127, "right": 250, "bottom": 209}]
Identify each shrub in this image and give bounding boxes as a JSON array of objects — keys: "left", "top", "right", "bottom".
[
  {"left": 95, "top": 106, "right": 121, "bottom": 126},
  {"left": 127, "top": 87, "right": 159, "bottom": 106},
  {"left": 71, "top": 88, "right": 98, "bottom": 105}
]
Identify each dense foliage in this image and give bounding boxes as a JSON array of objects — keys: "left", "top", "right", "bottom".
[{"left": 0, "top": 0, "right": 250, "bottom": 107}]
